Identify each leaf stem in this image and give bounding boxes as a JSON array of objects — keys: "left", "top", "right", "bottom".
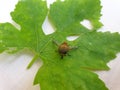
[{"left": 27, "top": 54, "right": 39, "bottom": 69}]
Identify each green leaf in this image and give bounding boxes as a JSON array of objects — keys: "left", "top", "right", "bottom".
[
  {"left": 35, "top": 67, "right": 108, "bottom": 90},
  {"left": 11, "top": 0, "right": 48, "bottom": 53},
  {"left": 0, "top": 23, "right": 22, "bottom": 53},
  {"left": 0, "top": 0, "right": 120, "bottom": 90},
  {"left": 0, "top": 0, "right": 48, "bottom": 53},
  {"left": 49, "top": 0, "right": 102, "bottom": 30}
]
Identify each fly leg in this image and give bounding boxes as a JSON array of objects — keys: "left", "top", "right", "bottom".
[{"left": 52, "top": 40, "right": 59, "bottom": 46}]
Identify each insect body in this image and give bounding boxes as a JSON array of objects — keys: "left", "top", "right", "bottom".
[
  {"left": 58, "top": 42, "right": 70, "bottom": 59},
  {"left": 53, "top": 40, "right": 78, "bottom": 59}
]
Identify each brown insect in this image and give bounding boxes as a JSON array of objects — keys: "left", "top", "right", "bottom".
[
  {"left": 53, "top": 40, "right": 78, "bottom": 59},
  {"left": 58, "top": 42, "right": 70, "bottom": 59}
]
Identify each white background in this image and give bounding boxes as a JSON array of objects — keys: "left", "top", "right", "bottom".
[{"left": 0, "top": 0, "right": 120, "bottom": 90}]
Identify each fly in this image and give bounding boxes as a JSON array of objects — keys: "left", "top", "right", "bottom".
[{"left": 53, "top": 40, "right": 78, "bottom": 59}]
